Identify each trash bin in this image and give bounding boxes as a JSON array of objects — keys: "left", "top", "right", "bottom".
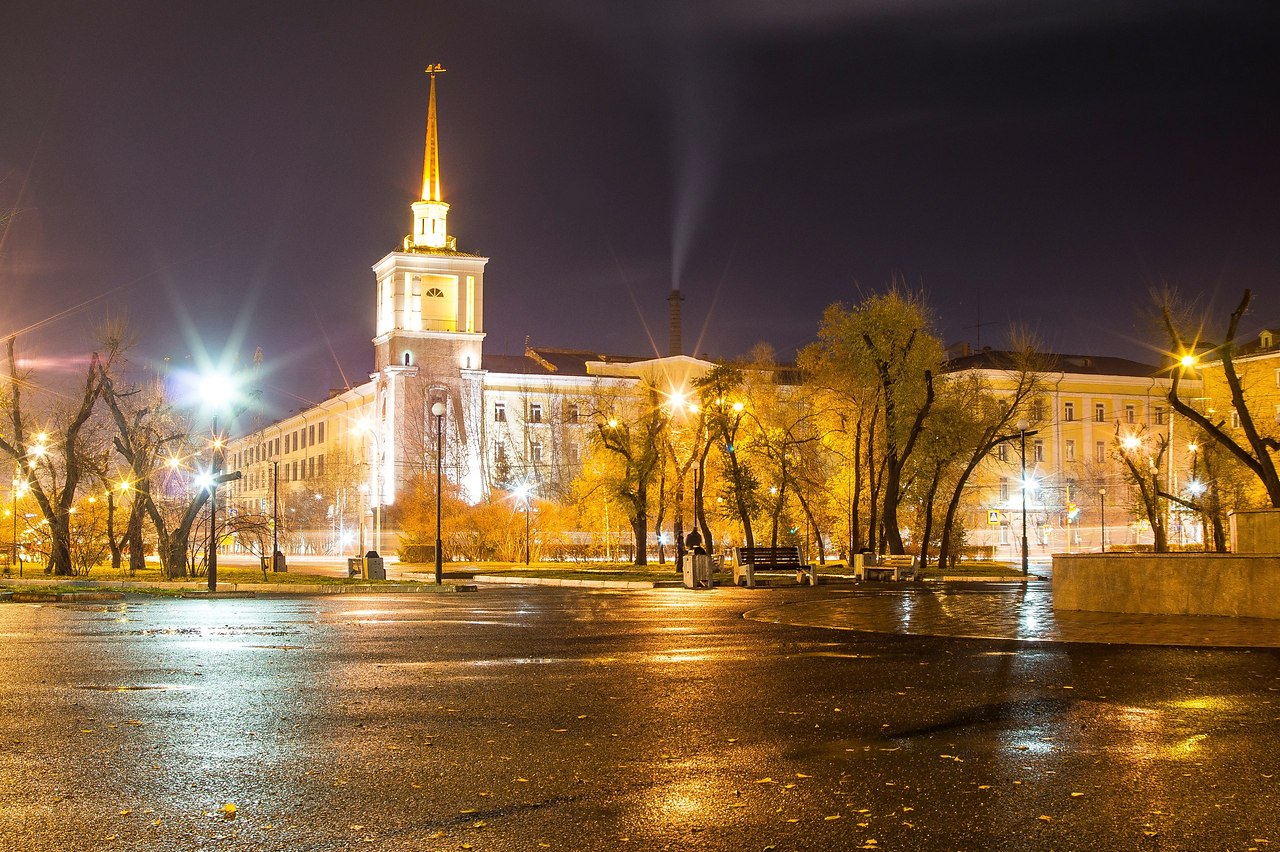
[
  {"left": 364, "top": 550, "right": 386, "bottom": 581},
  {"left": 682, "top": 554, "right": 713, "bottom": 589},
  {"left": 273, "top": 550, "right": 287, "bottom": 573},
  {"left": 347, "top": 558, "right": 362, "bottom": 578}
]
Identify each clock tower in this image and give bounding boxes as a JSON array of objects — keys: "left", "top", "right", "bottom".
[{"left": 369, "top": 67, "right": 487, "bottom": 504}]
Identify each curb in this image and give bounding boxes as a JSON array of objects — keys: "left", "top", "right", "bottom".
[
  {"left": 472, "top": 574, "right": 658, "bottom": 589},
  {"left": 0, "top": 579, "right": 478, "bottom": 598}
]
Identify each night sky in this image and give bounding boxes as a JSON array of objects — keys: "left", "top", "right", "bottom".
[{"left": 3, "top": 1, "right": 1279, "bottom": 417}]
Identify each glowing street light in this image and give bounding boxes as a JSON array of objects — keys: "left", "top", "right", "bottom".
[
  {"left": 199, "top": 370, "right": 243, "bottom": 593},
  {"left": 431, "top": 400, "right": 446, "bottom": 585},
  {"left": 1099, "top": 487, "right": 1107, "bottom": 553},
  {"left": 1016, "top": 418, "right": 1039, "bottom": 575},
  {"left": 355, "top": 418, "right": 384, "bottom": 557},
  {"left": 514, "top": 482, "right": 533, "bottom": 565}
]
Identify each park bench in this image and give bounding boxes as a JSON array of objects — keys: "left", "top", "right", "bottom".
[
  {"left": 733, "top": 545, "right": 812, "bottom": 587},
  {"left": 856, "top": 553, "right": 915, "bottom": 581}
]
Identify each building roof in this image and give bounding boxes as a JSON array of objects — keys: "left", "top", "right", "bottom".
[
  {"left": 945, "top": 349, "right": 1162, "bottom": 378},
  {"left": 1236, "top": 327, "right": 1280, "bottom": 358},
  {"left": 484, "top": 347, "right": 650, "bottom": 378}
]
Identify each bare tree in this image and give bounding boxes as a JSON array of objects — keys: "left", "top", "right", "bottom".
[
  {"left": 1162, "top": 289, "right": 1280, "bottom": 506},
  {"left": 0, "top": 336, "right": 114, "bottom": 575}
]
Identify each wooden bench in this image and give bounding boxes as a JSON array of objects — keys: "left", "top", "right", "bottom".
[
  {"left": 733, "top": 545, "right": 811, "bottom": 587},
  {"left": 856, "top": 553, "right": 916, "bottom": 581}
]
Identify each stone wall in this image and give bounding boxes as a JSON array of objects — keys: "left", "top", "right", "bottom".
[{"left": 1054, "top": 553, "right": 1280, "bottom": 619}]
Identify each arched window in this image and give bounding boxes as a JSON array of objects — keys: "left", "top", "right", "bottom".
[
  {"left": 403, "top": 352, "right": 412, "bottom": 366},
  {"left": 425, "top": 287, "right": 445, "bottom": 298}
]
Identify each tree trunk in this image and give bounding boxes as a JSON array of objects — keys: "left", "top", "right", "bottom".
[{"left": 631, "top": 480, "right": 648, "bottom": 566}]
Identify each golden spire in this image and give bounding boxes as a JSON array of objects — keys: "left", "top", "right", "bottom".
[{"left": 422, "top": 64, "right": 446, "bottom": 202}]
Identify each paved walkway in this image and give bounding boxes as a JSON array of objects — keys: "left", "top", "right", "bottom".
[{"left": 744, "top": 580, "right": 1280, "bottom": 648}]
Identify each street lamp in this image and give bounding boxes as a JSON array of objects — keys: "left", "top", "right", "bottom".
[
  {"left": 1016, "top": 418, "right": 1038, "bottom": 576},
  {"left": 515, "top": 482, "right": 533, "bottom": 565},
  {"left": 431, "top": 401, "right": 446, "bottom": 585},
  {"left": 1099, "top": 487, "right": 1107, "bottom": 553},
  {"left": 356, "top": 419, "right": 383, "bottom": 556},
  {"left": 199, "top": 371, "right": 243, "bottom": 592}
]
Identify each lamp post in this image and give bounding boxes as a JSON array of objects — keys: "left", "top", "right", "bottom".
[
  {"left": 515, "top": 482, "right": 532, "bottom": 565},
  {"left": 272, "top": 460, "right": 280, "bottom": 571},
  {"left": 431, "top": 401, "right": 445, "bottom": 585},
  {"left": 357, "top": 420, "right": 383, "bottom": 556},
  {"left": 10, "top": 472, "right": 20, "bottom": 577},
  {"left": 209, "top": 415, "right": 221, "bottom": 592},
  {"left": 1016, "top": 418, "right": 1038, "bottom": 576},
  {"left": 199, "top": 371, "right": 243, "bottom": 592},
  {"left": 1099, "top": 487, "right": 1107, "bottom": 553}
]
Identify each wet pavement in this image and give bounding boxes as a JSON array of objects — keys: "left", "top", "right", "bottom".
[
  {"left": 1, "top": 588, "right": 1278, "bottom": 851},
  {"left": 746, "top": 581, "right": 1280, "bottom": 648}
]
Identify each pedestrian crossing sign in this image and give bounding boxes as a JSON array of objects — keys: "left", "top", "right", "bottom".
[{"left": 988, "top": 510, "right": 1000, "bottom": 525}]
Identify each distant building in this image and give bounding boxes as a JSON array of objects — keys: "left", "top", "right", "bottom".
[
  {"left": 945, "top": 349, "right": 1201, "bottom": 552},
  {"left": 225, "top": 72, "right": 712, "bottom": 551}
]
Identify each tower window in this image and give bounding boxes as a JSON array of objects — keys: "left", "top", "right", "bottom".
[
  {"left": 404, "top": 352, "right": 412, "bottom": 366},
  {"left": 494, "top": 401, "right": 506, "bottom": 423}
]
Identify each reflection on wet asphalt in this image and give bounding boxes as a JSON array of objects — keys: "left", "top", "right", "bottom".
[
  {"left": 0, "top": 589, "right": 1276, "bottom": 851},
  {"left": 747, "top": 581, "right": 1280, "bottom": 647}
]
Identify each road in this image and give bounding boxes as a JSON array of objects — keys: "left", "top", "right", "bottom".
[{"left": 0, "top": 585, "right": 1277, "bottom": 850}]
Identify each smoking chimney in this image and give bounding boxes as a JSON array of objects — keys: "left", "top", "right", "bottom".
[{"left": 667, "top": 289, "right": 684, "bottom": 357}]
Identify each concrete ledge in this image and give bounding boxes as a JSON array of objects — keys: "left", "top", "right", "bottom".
[
  {"left": 1054, "top": 553, "right": 1280, "bottom": 619},
  {"left": 472, "top": 574, "right": 657, "bottom": 589}
]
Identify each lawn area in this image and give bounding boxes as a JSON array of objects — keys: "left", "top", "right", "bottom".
[{"left": 2, "top": 565, "right": 381, "bottom": 587}]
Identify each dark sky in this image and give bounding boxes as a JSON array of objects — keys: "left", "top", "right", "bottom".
[{"left": 3, "top": 0, "right": 1279, "bottom": 416}]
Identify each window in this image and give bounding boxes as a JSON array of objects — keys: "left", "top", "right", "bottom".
[
  {"left": 1033, "top": 439, "right": 1044, "bottom": 462},
  {"left": 494, "top": 401, "right": 506, "bottom": 423},
  {"left": 1275, "top": 404, "right": 1280, "bottom": 425},
  {"left": 530, "top": 441, "right": 543, "bottom": 463},
  {"left": 425, "top": 287, "right": 445, "bottom": 298},
  {"left": 318, "top": 422, "right": 325, "bottom": 443},
  {"left": 1030, "top": 400, "right": 1044, "bottom": 421},
  {"left": 1065, "top": 439, "right": 1075, "bottom": 461},
  {"left": 996, "top": 443, "right": 1009, "bottom": 462},
  {"left": 1096, "top": 441, "right": 1106, "bottom": 463},
  {"left": 567, "top": 443, "right": 580, "bottom": 465},
  {"left": 1154, "top": 406, "right": 1165, "bottom": 426},
  {"left": 1095, "top": 402, "right": 1105, "bottom": 423},
  {"left": 1230, "top": 409, "right": 1240, "bottom": 429},
  {"left": 494, "top": 442, "right": 507, "bottom": 463},
  {"left": 568, "top": 403, "right": 580, "bottom": 423},
  {"left": 529, "top": 403, "right": 543, "bottom": 423},
  {"left": 1124, "top": 404, "right": 1136, "bottom": 424},
  {"left": 274, "top": 438, "right": 280, "bottom": 455},
  {"left": 1063, "top": 402, "right": 1075, "bottom": 422},
  {"left": 318, "top": 455, "right": 325, "bottom": 477},
  {"left": 999, "top": 478, "right": 1009, "bottom": 501},
  {"left": 309, "top": 457, "right": 316, "bottom": 478}
]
